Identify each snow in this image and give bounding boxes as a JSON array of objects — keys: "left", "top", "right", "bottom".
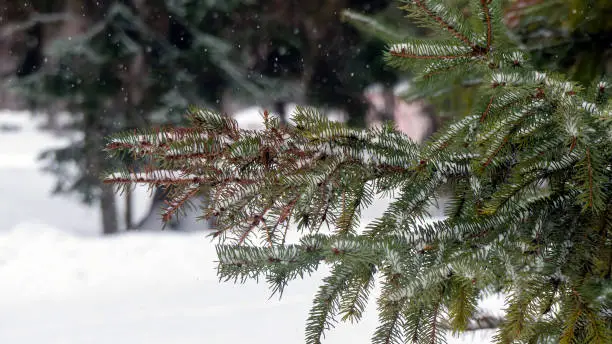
[
  {"left": 0, "top": 110, "right": 153, "bottom": 234},
  {"left": 393, "top": 80, "right": 412, "bottom": 96},
  {"left": 0, "top": 110, "right": 500, "bottom": 343},
  {"left": 0, "top": 110, "right": 73, "bottom": 169},
  {"left": 231, "top": 105, "right": 270, "bottom": 130},
  {"left": 231, "top": 103, "right": 346, "bottom": 131}
]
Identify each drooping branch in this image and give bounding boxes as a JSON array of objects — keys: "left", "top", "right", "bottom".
[{"left": 104, "top": 107, "right": 421, "bottom": 242}]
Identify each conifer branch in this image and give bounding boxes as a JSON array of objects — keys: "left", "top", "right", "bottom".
[
  {"left": 585, "top": 148, "right": 594, "bottom": 210},
  {"left": 339, "top": 266, "right": 375, "bottom": 323},
  {"left": 306, "top": 264, "right": 353, "bottom": 344},
  {"left": 480, "top": 95, "right": 495, "bottom": 123},
  {"left": 559, "top": 291, "right": 583, "bottom": 344},
  {"left": 374, "top": 270, "right": 407, "bottom": 344},
  {"left": 375, "top": 301, "right": 404, "bottom": 344},
  {"left": 480, "top": 0, "right": 493, "bottom": 50},
  {"left": 428, "top": 307, "right": 441, "bottom": 344},
  {"left": 482, "top": 137, "right": 507, "bottom": 168},
  {"left": 448, "top": 276, "right": 478, "bottom": 332},
  {"left": 408, "top": 0, "right": 477, "bottom": 49},
  {"left": 162, "top": 183, "right": 200, "bottom": 222},
  {"left": 389, "top": 50, "right": 473, "bottom": 60}
]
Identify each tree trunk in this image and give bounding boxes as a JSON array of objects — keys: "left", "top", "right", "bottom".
[
  {"left": 122, "top": 51, "right": 146, "bottom": 231},
  {"left": 92, "top": 128, "right": 119, "bottom": 235},
  {"left": 86, "top": 110, "right": 119, "bottom": 235},
  {"left": 125, "top": 187, "right": 133, "bottom": 230},
  {"left": 100, "top": 182, "right": 119, "bottom": 235}
]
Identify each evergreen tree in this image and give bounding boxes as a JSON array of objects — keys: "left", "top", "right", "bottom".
[
  {"left": 228, "top": 0, "right": 402, "bottom": 127},
  {"left": 0, "top": 0, "right": 69, "bottom": 110},
  {"left": 104, "top": 0, "right": 611, "bottom": 342}
]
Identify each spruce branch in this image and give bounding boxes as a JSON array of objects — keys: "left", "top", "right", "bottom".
[
  {"left": 373, "top": 298, "right": 405, "bottom": 344},
  {"left": 401, "top": 0, "right": 479, "bottom": 49},
  {"left": 161, "top": 183, "right": 200, "bottom": 223},
  {"left": 306, "top": 263, "right": 356, "bottom": 344},
  {"left": 427, "top": 289, "right": 445, "bottom": 344},
  {"left": 389, "top": 46, "right": 474, "bottom": 60},
  {"left": 448, "top": 275, "right": 478, "bottom": 333},
  {"left": 480, "top": 95, "right": 495, "bottom": 123},
  {"left": 480, "top": 0, "right": 493, "bottom": 51}
]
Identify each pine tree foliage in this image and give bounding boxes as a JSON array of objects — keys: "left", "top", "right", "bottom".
[
  {"left": 504, "top": 0, "right": 612, "bottom": 86},
  {"left": 104, "top": 1, "right": 612, "bottom": 343}
]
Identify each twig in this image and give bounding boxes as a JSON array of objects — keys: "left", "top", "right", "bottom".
[
  {"left": 390, "top": 51, "right": 475, "bottom": 60},
  {"left": 412, "top": 0, "right": 476, "bottom": 49},
  {"left": 480, "top": 0, "right": 493, "bottom": 50},
  {"left": 480, "top": 95, "right": 495, "bottom": 123}
]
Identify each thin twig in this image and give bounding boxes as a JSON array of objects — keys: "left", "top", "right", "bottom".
[
  {"left": 480, "top": 95, "right": 495, "bottom": 123},
  {"left": 390, "top": 51, "right": 475, "bottom": 60},
  {"left": 480, "top": 0, "right": 493, "bottom": 50}
]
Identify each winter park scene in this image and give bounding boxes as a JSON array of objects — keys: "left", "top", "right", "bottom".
[{"left": 1, "top": 1, "right": 611, "bottom": 344}]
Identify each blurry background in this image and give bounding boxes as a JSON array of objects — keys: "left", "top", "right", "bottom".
[
  {"left": 0, "top": 0, "right": 415, "bottom": 235},
  {"left": 0, "top": 0, "right": 610, "bottom": 343}
]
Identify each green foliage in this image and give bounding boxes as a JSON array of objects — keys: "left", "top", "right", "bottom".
[
  {"left": 507, "top": 0, "right": 612, "bottom": 85},
  {"left": 104, "top": 0, "right": 612, "bottom": 343}
]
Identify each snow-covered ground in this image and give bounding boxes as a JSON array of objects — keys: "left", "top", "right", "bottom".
[{"left": 0, "top": 110, "right": 500, "bottom": 343}]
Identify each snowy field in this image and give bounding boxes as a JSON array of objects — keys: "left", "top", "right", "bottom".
[{"left": 0, "top": 110, "right": 500, "bottom": 343}]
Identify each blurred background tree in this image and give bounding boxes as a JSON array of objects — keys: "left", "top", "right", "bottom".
[
  {"left": 222, "top": 0, "right": 404, "bottom": 126},
  {"left": 0, "top": 0, "right": 407, "bottom": 234},
  {"left": 9, "top": 0, "right": 280, "bottom": 234}
]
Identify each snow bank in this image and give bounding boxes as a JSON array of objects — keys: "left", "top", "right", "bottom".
[
  {"left": 0, "top": 110, "right": 74, "bottom": 169},
  {"left": 0, "top": 222, "right": 217, "bottom": 302},
  {"left": 0, "top": 221, "right": 497, "bottom": 344}
]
